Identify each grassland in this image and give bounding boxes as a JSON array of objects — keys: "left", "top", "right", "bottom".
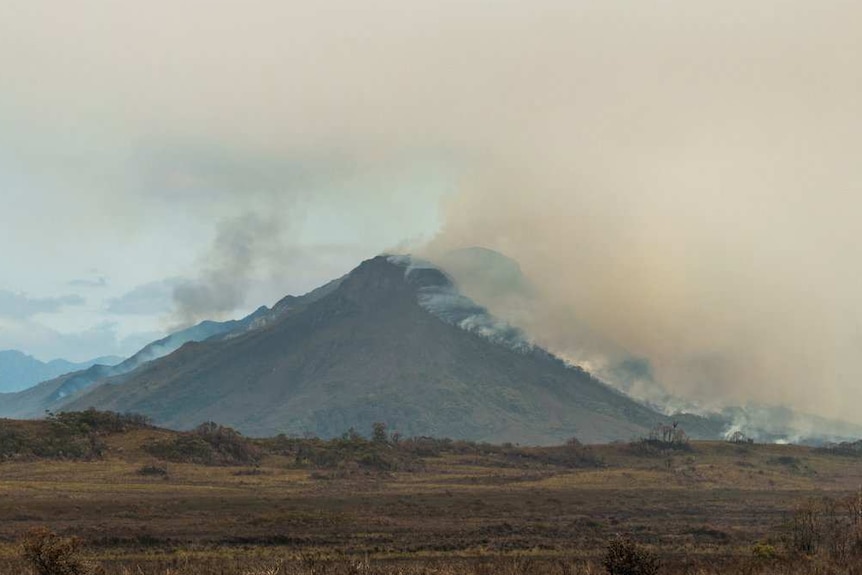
[{"left": 1, "top": 413, "right": 861, "bottom": 574}]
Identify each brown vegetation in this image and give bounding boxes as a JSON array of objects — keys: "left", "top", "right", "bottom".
[
  {"left": 143, "top": 422, "right": 261, "bottom": 466},
  {"left": 19, "top": 527, "right": 101, "bottom": 575},
  {"left": 2, "top": 411, "right": 862, "bottom": 575}
]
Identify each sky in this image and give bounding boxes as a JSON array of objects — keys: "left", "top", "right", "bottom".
[{"left": 1, "top": 1, "right": 861, "bottom": 423}]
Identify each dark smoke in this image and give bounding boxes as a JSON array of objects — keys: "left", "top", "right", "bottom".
[{"left": 172, "top": 213, "right": 280, "bottom": 327}]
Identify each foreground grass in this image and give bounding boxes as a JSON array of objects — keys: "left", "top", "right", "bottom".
[
  {"left": 3, "top": 547, "right": 862, "bottom": 575},
  {"left": 2, "top": 414, "right": 862, "bottom": 574}
]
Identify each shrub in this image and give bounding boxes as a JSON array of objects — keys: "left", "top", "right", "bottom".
[
  {"left": 372, "top": 421, "right": 389, "bottom": 444},
  {"left": 136, "top": 463, "right": 168, "bottom": 477},
  {"left": 630, "top": 423, "right": 691, "bottom": 457},
  {"left": 233, "top": 467, "right": 265, "bottom": 476},
  {"left": 51, "top": 409, "right": 152, "bottom": 434},
  {"left": 294, "top": 433, "right": 401, "bottom": 472},
  {"left": 752, "top": 541, "right": 778, "bottom": 560},
  {"left": 0, "top": 410, "right": 152, "bottom": 462},
  {"left": 1, "top": 422, "right": 98, "bottom": 461},
  {"left": 602, "top": 537, "right": 660, "bottom": 575},
  {"left": 144, "top": 422, "right": 260, "bottom": 466},
  {"left": 20, "top": 527, "right": 100, "bottom": 575}
]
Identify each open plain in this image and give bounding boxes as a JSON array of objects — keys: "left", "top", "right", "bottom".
[{"left": 1, "top": 413, "right": 861, "bottom": 574}]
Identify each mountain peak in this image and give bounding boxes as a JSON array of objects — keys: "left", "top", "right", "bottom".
[{"left": 331, "top": 255, "right": 454, "bottom": 309}]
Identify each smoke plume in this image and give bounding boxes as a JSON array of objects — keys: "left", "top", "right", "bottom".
[
  {"left": 171, "top": 214, "right": 280, "bottom": 327},
  {"left": 2, "top": 0, "right": 861, "bottom": 423}
]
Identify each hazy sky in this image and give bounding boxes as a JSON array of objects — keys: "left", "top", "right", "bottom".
[{"left": 1, "top": 1, "right": 860, "bottom": 423}]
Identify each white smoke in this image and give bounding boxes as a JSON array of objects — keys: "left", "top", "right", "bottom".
[{"left": 387, "top": 255, "right": 535, "bottom": 353}]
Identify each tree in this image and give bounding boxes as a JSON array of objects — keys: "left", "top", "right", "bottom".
[{"left": 372, "top": 422, "right": 388, "bottom": 444}]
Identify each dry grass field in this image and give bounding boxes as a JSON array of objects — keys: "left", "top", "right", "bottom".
[{"left": 1, "top": 412, "right": 861, "bottom": 574}]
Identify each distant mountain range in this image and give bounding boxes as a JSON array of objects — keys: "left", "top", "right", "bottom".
[
  {"left": 0, "top": 278, "right": 344, "bottom": 420},
  {"left": 2, "top": 250, "right": 861, "bottom": 445},
  {"left": 0, "top": 351, "right": 123, "bottom": 393}
]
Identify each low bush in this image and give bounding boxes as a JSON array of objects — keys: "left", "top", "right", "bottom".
[
  {"left": 20, "top": 527, "right": 100, "bottom": 575},
  {"left": 0, "top": 409, "right": 152, "bottom": 462},
  {"left": 50, "top": 409, "right": 152, "bottom": 434},
  {"left": 0, "top": 421, "right": 101, "bottom": 461},
  {"left": 751, "top": 541, "right": 778, "bottom": 560},
  {"left": 602, "top": 537, "right": 661, "bottom": 575},
  {"left": 294, "top": 431, "right": 405, "bottom": 472},
  {"left": 144, "top": 422, "right": 260, "bottom": 466},
  {"left": 136, "top": 463, "right": 169, "bottom": 477}
]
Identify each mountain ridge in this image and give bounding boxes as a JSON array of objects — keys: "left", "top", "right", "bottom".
[{"left": 0, "top": 350, "right": 123, "bottom": 394}]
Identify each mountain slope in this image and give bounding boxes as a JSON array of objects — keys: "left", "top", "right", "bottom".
[
  {"left": 0, "top": 279, "right": 346, "bottom": 420},
  {"left": 64, "top": 256, "right": 682, "bottom": 443},
  {"left": 0, "top": 351, "right": 122, "bottom": 393}
]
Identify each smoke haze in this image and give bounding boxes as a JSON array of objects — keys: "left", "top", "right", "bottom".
[{"left": 2, "top": 1, "right": 861, "bottom": 421}]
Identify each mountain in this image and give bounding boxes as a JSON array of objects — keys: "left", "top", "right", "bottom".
[
  {"left": 60, "top": 255, "right": 702, "bottom": 443},
  {"left": 0, "top": 278, "right": 345, "bottom": 420},
  {"left": 0, "top": 351, "right": 122, "bottom": 393},
  {"left": 4, "top": 252, "right": 856, "bottom": 445}
]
